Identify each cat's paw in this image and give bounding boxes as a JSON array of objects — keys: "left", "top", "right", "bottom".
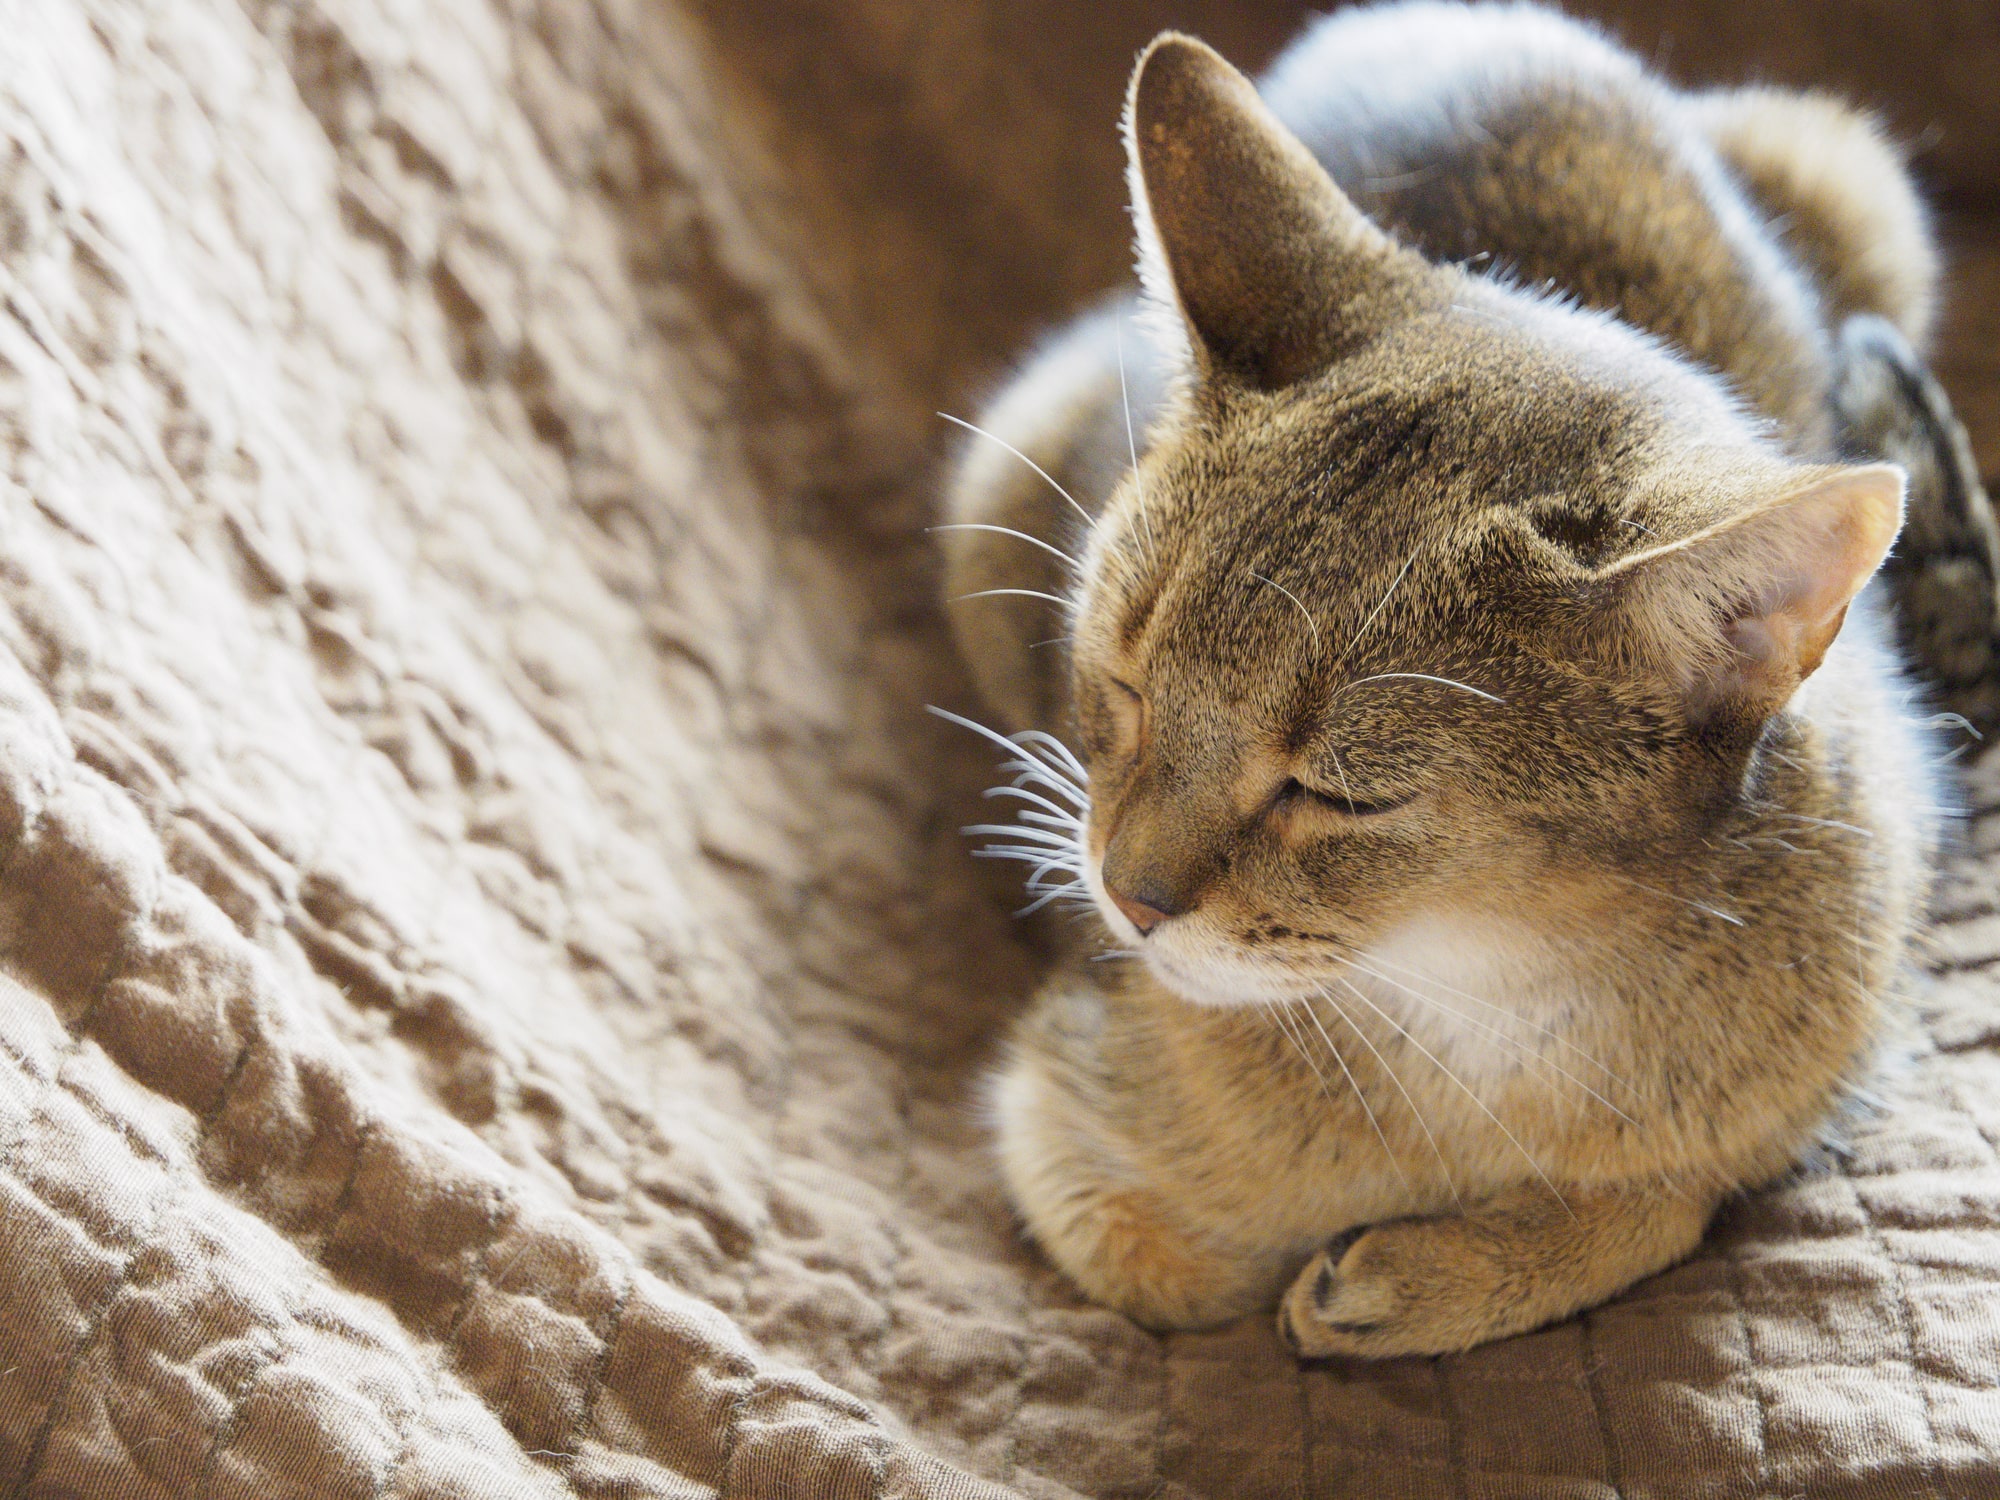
[
  {"left": 1278, "top": 1186, "right": 1713, "bottom": 1359},
  {"left": 1277, "top": 1218, "right": 1499, "bottom": 1359}
]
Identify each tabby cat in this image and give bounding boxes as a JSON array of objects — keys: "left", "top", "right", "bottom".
[{"left": 939, "top": 1, "right": 1943, "bottom": 1357}]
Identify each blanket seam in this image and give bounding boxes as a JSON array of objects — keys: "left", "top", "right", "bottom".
[{"left": 1577, "top": 1307, "right": 1627, "bottom": 1499}]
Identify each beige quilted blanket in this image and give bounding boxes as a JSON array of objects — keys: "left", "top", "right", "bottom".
[{"left": 0, "top": 1, "right": 1996, "bottom": 1496}]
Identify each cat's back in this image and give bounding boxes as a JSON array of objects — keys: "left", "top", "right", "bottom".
[{"left": 1261, "top": 1, "right": 1830, "bottom": 442}]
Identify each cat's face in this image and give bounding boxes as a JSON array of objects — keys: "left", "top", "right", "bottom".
[
  {"left": 1067, "top": 34, "right": 1902, "bottom": 1006},
  {"left": 1069, "top": 306, "right": 1737, "bottom": 1002}
]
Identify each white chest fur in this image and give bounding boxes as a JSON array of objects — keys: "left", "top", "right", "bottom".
[{"left": 1345, "top": 915, "right": 1584, "bottom": 1092}]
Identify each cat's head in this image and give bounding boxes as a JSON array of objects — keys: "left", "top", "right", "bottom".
[{"left": 1071, "top": 34, "right": 1903, "bottom": 1004}]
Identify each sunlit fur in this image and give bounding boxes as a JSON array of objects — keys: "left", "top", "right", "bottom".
[{"left": 941, "top": 2, "right": 1942, "bottom": 1357}]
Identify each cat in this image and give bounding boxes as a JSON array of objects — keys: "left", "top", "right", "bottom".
[{"left": 937, "top": 1, "right": 1946, "bottom": 1358}]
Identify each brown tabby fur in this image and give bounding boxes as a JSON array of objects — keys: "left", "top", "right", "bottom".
[{"left": 941, "top": 1, "right": 1942, "bottom": 1358}]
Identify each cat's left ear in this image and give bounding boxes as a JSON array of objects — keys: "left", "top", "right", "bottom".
[
  {"left": 1605, "top": 463, "right": 1905, "bottom": 718},
  {"left": 1123, "top": 33, "right": 1435, "bottom": 391}
]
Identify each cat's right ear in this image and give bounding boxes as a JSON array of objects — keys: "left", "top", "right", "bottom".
[
  {"left": 1604, "top": 463, "right": 1906, "bottom": 722},
  {"left": 1124, "top": 33, "right": 1433, "bottom": 391}
]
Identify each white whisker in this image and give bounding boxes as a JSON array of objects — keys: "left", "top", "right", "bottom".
[
  {"left": 953, "top": 587, "right": 1077, "bottom": 611},
  {"left": 1002, "top": 759, "right": 1089, "bottom": 806},
  {"left": 972, "top": 855, "right": 1081, "bottom": 883},
  {"left": 1012, "top": 729, "right": 1091, "bottom": 783},
  {"left": 1925, "top": 711, "right": 1981, "bottom": 740},
  {"left": 1008, "top": 767, "right": 1089, "bottom": 810},
  {"left": 1016, "top": 810, "right": 1082, "bottom": 832},
  {"left": 1317, "top": 985, "right": 1462, "bottom": 1211},
  {"left": 1248, "top": 570, "right": 1320, "bottom": 650},
  {"left": 1764, "top": 812, "right": 1872, "bottom": 839},
  {"left": 1005, "top": 752, "right": 1086, "bottom": 791},
  {"left": 1025, "top": 860, "right": 1081, "bottom": 879},
  {"left": 1603, "top": 872, "right": 1744, "bottom": 926},
  {"left": 1336, "top": 956, "right": 1636, "bottom": 1124},
  {"left": 981, "top": 784, "right": 1078, "bottom": 820},
  {"left": 1331, "top": 553, "right": 1415, "bottom": 673},
  {"left": 1116, "top": 317, "right": 1158, "bottom": 562},
  {"left": 928, "top": 522, "right": 1083, "bottom": 571},
  {"left": 1333, "top": 977, "right": 1576, "bottom": 1222},
  {"left": 930, "top": 705, "right": 1095, "bottom": 918},
  {"left": 929, "top": 709, "right": 1092, "bottom": 800},
  {"left": 1004, "top": 743, "right": 1087, "bottom": 790},
  {"left": 1340, "top": 672, "right": 1504, "bottom": 705},
  {"left": 1294, "top": 1000, "right": 1408, "bottom": 1188},
  {"left": 938, "top": 412, "right": 1097, "bottom": 533},
  {"left": 1339, "top": 947, "right": 1638, "bottom": 1096},
  {"left": 1017, "top": 884, "right": 1078, "bottom": 916},
  {"left": 961, "top": 822, "right": 1075, "bottom": 847},
  {"left": 983, "top": 854, "right": 1080, "bottom": 888},
  {"left": 1266, "top": 1004, "right": 1346, "bottom": 1122},
  {"left": 967, "top": 835, "right": 1078, "bottom": 858},
  {"left": 929, "top": 704, "right": 1046, "bottom": 759}
]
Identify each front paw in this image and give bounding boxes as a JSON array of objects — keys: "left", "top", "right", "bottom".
[
  {"left": 1278, "top": 1226, "right": 1402, "bottom": 1357},
  {"left": 1280, "top": 1185, "right": 1713, "bottom": 1359},
  {"left": 1277, "top": 1219, "right": 1492, "bottom": 1359}
]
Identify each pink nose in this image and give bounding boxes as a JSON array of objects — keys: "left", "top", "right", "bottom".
[{"left": 1107, "top": 885, "right": 1171, "bottom": 936}]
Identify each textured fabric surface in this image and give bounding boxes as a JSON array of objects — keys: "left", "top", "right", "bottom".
[{"left": 0, "top": 2, "right": 1996, "bottom": 1497}]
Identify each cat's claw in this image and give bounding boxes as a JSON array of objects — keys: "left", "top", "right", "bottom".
[{"left": 1278, "top": 1225, "right": 1413, "bottom": 1358}]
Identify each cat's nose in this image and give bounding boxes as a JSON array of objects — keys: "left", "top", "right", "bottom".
[{"left": 1106, "top": 880, "right": 1184, "bottom": 936}]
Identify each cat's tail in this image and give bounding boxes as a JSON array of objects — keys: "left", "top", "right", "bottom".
[{"left": 1692, "top": 87, "right": 1938, "bottom": 354}]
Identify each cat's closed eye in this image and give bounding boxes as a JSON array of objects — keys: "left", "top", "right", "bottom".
[
  {"left": 1081, "top": 676, "right": 1146, "bottom": 764},
  {"left": 1272, "top": 776, "right": 1414, "bottom": 819}
]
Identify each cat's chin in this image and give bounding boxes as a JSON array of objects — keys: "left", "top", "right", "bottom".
[{"left": 1137, "top": 946, "right": 1319, "bottom": 1010}]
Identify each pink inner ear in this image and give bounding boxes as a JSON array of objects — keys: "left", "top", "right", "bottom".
[
  {"left": 1718, "top": 612, "right": 1811, "bottom": 702},
  {"left": 1723, "top": 615, "right": 1786, "bottom": 670},
  {"left": 1750, "top": 551, "right": 1846, "bottom": 635},
  {"left": 1621, "top": 462, "right": 1904, "bottom": 714}
]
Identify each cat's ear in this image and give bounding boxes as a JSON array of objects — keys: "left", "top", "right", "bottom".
[
  {"left": 1124, "top": 32, "right": 1431, "bottom": 391},
  {"left": 1606, "top": 463, "right": 1905, "bottom": 717}
]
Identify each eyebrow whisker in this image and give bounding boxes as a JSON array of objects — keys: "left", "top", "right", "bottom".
[
  {"left": 952, "top": 588, "right": 1078, "bottom": 612},
  {"left": 1340, "top": 672, "right": 1505, "bottom": 705},
  {"left": 939, "top": 411, "right": 1099, "bottom": 534},
  {"left": 1330, "top": 552, "right": 1415, "bottom": 674},
  {"left": 1324, "top": 746, "right": 1360, "bottom": 817},
  {"left": 928, "top": 522, "right": 1082, "bottom": 570},
  {"left": 1248, "top": 569, "right": 1321, "bottom": 649}
]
